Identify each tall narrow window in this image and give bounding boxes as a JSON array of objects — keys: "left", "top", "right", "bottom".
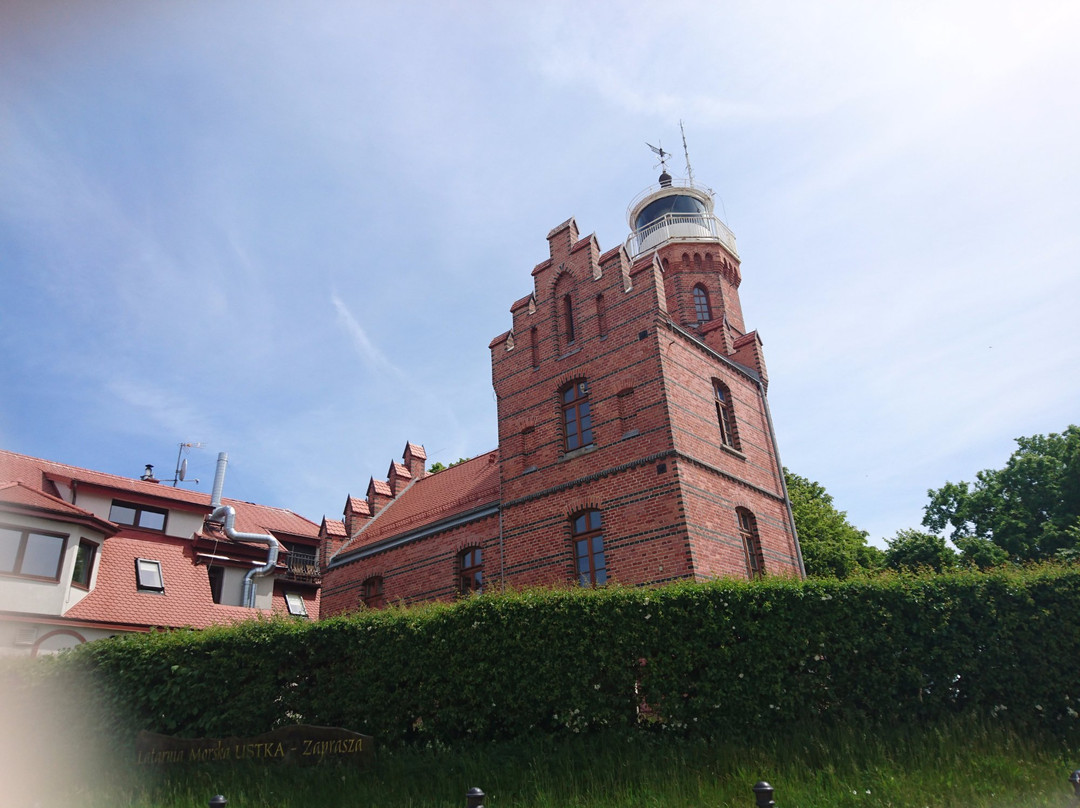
[
  {"left": 737, "top": 508, "right": 765, "bottom": 578},
  {"left": 572, "top": 510, "right": 607, "bottom": 586},
  {"left": 563, "top": 294, "right": 576, "bottom": 344},
  {"left": 362, "top": 576, "right": 385, "bottom": 608},
  {"left": 520, "top": 425, "right": 536, "bottom": 471},
  {"left": 617, "top": 387, "right": 637, "bottom": 437},
  {"left": 713, "top": 380, "right": 739, "bottom": 449},
  {"left": 207, "top": 565, "right": 224, "bottom": 604},
  {"left": 693, "top": 284, "right": 713, "bottom": 324},
  {"left": 561, "top": 380, "right": 594, "bottom": 452},
  {"left": 459, "top": 547, "right": 483, "bottom": 594},
  {"left": 595, "top": 294, "right": 607, "bottom": 337},
  {"left": 71, "top": 540, "right": 97, "bottom": 588}
]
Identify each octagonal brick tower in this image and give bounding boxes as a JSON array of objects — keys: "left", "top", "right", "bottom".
[{"left": 489, "top": 170, "right": 804, "bottom": 588}]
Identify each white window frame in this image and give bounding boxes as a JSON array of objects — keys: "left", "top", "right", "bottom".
[
  {"left": 284, "top": 591, "right": 308, "bottom": 616},
  {"left": 135, "top": 558, "right": 164, "bottom": 592}
]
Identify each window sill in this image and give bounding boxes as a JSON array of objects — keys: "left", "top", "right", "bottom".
[
  {"left": 560, "top": 443, "right": 597, "bottom": 462},
  {"left": 621, "top": 429, "right": 640, "bottom": 440},
  {"left": 556, "top": 347, "right": 582, "bottom": 361},
  {"left": 720, "top": 443, "right": 746, "bottom": 461},
  {"left": 0, "top": 571, "right": 61, "bottom": 583}
]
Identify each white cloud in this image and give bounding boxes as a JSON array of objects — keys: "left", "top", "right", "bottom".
[{"left": 330, "top": 292, "right": 400, "bottom": 377}]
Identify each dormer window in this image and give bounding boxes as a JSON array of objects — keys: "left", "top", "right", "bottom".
[
  {"left": 110, "top": 501, "right": 167, "bottom": 532},
  {"left": 284, "top": 592, "right": 308, "bottom": 617},
  {"left": 135, "top": 558, "right": 164, "bottom": 592}
]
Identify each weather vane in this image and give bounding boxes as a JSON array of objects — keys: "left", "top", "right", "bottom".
[{"left": 646, "top": 141, "right": 670, "bottom": 174}]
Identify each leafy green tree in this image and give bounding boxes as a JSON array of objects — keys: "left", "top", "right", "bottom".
[
  {"left": 427, "top": 457, "right": 471, "bottom": 473},
  {"left": 953, "top": 535, "right": 1009, "bottom": 570},
  {"left": 884, "top": 529, "right": 957, "bottom": 572},
  {"left": 785, "top": 469, "right": 882, "bottom": 578},
  {"left": 923, "top": 425, "right": 1080, "bottom": 562}
]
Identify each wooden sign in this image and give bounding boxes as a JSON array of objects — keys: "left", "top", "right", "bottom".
[{"left": 136, "top": 725, "right": 374, "bottom": 765}]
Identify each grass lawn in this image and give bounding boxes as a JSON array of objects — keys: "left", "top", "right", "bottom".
[{"left": 35, "top": 717, "right": 1079, "bottom": 808}]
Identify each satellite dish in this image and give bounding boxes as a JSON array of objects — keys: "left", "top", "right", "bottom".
[{"left": 179, "top": 458, "right": 188, "bottom": 481}]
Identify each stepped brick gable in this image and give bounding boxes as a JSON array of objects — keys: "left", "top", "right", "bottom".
[{"left": 321, "top": 172, "right": 803, "bottom": 611}]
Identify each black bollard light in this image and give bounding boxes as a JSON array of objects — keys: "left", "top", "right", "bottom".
[
  {"left": 466, "top": 786, "right": 486, "bottom": 808},
  {"left": 209, "top": 796, "right": 227, "bottom": 808},
  {"left": 753, "top": 781, "right": 775, "bottom": 808}
]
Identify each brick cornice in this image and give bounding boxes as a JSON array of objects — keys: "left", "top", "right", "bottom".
[{"left": 503, "top": 448, "right": 786, "bottom": 511}]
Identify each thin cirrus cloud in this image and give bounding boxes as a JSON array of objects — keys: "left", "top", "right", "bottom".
[{"left": 330, "top": 292, "right": 400, "bottom": 378}]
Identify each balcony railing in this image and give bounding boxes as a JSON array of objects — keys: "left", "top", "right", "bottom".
[
  {"left": 284, "top": 552, "right": 321, "bottom": 583},
  {"left": 627, "top": 212, "right": 738, "bottom": 258}
]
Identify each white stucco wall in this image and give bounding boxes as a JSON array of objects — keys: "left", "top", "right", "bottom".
[
  {"left": 0, "top": 618, "right": 130, "bottom": 657},
  {"left": 0, "top": 513, "right": 106, "bottom": 617},
  {"left": 72, "top": 491, "right": 204, "bottom": 539}
]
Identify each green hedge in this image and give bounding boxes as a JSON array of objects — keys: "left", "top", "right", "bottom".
[{"left": 55, "top": 566, "right": 1080, "bottom": 747}]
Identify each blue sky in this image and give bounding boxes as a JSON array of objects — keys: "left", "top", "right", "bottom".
[{"left": 2, "top": 1, "right": 1078, "bottom": 546}]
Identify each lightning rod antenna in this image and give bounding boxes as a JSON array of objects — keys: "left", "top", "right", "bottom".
[{"left": 680, "top": 120, "right": 695, "bottom": 186}]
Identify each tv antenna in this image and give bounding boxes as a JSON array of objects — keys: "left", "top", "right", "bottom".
[
  {"left": 170, "top": 441, "right": 204, "bottom": 487},
  {"left": 680, "top": 120, "right": 695, "bottom": 186},
  {"left": 646, "top": 141, "right": 670, "bottom": 174}
]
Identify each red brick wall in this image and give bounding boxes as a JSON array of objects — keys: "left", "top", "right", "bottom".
[
  {"left": 319, "top": 512, "right": 500, "bottom": 614},
  {"left": 322, "top": 210, "right": 802, "bottom": 616}
]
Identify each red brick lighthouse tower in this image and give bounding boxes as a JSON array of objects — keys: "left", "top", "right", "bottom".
[{"left": 489, "top": 158, "right": 804, "bottom": 586}]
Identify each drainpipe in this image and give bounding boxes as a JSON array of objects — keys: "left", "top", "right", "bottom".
[{"left": 207, "top": 452, "right": 281, "bottom": 608}]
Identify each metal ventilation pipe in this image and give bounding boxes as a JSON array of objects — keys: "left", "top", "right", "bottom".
[
  {"left": 210, "top": 452, "right": 229, "bottom": 508},
  {"left": 206, "top": 452, "right": 281, "bottom": 608}
]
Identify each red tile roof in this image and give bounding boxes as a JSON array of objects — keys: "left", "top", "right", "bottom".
[
  {"left": 0, "top": 449, "right": 318, "bottom": 539},
  {"left": 321, "top": 518, "right": 347, "bottom": 538},
  {"left": 64, "top": 534, "right": 319, "bottom": 627},
  {"left": 335, "top": 451, "right": 499, "bottom": 557},
  {"left": 345, "top": 496, "right": 370, "bottom": 517},
  {"left": 65, "top": 536, "right": 256, "bottom": 629},
  {"left": 0, "top": 482, "right": 118, "bottom": 535},
  {"left": 2, "top": 448, "right": 322, "bottom": 629}
]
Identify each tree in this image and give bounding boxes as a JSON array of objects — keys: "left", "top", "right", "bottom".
[
  {"left": 923, "top": 425, "right": 1080, "bottom": 562},
  {"left": 427, "top": 457, "right": 471, "bottom": 473},
  {"left": 884, "top": 529, "right": 957, "bottom": 573},
  {"left": 785, "top": 469, "right": 882, "bottom": 578}
]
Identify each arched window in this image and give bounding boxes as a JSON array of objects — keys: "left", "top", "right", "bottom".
[
  {"left": 713, "top": 380, "right": 739, "bottom": 449},
  {"left": 459, "top": 547, "right": 483, "bottom": 594},
  {"left": 362, "top": 576, "right": 384, "bottom": 608},
  {"left": 572, "top": 509, "right": 607, "bottom": 586},
  {"left": 693, "top": 284, "right": 713, "bottom": 324},
  {"left": 736, "top": 508, "right": 765, "bottom": 578},
  {"left": 561, "top": 380, "right": 594, "bottom": 452}
]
